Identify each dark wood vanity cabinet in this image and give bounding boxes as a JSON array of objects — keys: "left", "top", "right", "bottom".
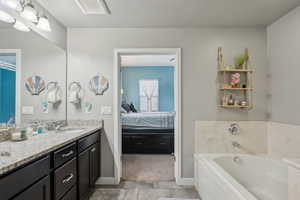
[
  {"left": 90, "top": 143, "right": 100, "bottom": 184},
  {"left": 0, "top": 130, "right": 101, "bottom": 200},
  {"left": 78, "top": 133, "right": 101, "bottom": 200},
  {"left": 14, "top": 176, "right": 51, "bottom": 200}
]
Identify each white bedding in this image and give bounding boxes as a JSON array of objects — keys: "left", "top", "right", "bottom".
[{"left": 122, "top": 112, "right": 175, "bottom": 128}]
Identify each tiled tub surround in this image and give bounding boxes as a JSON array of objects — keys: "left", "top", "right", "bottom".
[
  {"left": 194, "top": 121, "right": 268, "bottom": 155},
  {"left": 194, "top": 154, "right": 297, "bottom": 200},
  {"left": 0, "top": 125, "right": 102, "bottom": 175},
  {"left": 194, "top": 121, "right": 300, "bottom": 200},
  {"left": 267, "top": 122, "right": 300, "bottom": 158}
]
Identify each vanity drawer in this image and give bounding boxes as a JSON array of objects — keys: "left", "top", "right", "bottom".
[
  {"left": 54, "top": 142, "right": 77, "bottom": 168},
  {"left": 78, "top": 132, "right": 100, "bottom": 153},
  {"left": 60, "top": 186, "right": 77, "bottom": 200},
  {"left": 54, "top": 158, "right": 77, "bottom": 200},
  {"left": 0, "top": 155, "right": 50, "bottom": 200}
]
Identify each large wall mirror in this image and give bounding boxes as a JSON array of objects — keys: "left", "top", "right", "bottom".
[{"left": 0, "top": 24, "right": 67, "bottom": 126}]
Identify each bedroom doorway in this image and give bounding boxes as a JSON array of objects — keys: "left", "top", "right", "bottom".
[{"left": 113, "top": 48, "right": 182, "bottom": 184}]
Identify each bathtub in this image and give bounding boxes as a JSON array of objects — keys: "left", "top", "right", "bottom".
[{"left": 194, "top": 154, "right": 289, "bottom": 200}]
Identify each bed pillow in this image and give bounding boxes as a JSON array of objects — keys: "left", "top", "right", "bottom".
[
  {"left": 121, "top": 107, "right": 127, "bottom": 113},
  {"left": 121, "top": 103, "right": 131, "bottom": 113},
  {"left": 129, "top": 103, "right": 138, "bottom": 113}
]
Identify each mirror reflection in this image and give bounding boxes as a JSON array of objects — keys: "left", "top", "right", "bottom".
[{"left": 0, "top": 23, "right": 66, "bottom": 127}]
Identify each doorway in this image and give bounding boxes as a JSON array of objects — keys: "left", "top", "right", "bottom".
[{"left": 113, "top": 48, "right": 182, "bottom": 184}]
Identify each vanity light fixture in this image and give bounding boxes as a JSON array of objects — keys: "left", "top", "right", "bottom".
[
  {"left": 0, "top": 10, "right": 15, "bottom": 23},
  {"left": 1, "top": 0, "right": 23, "bottom": 12},
  {"left": 20, "top": 2, "right": 38, "bottom": 23},
  {"left": 13, "top": 20, "right": 30, "bottom": 32},
  {"left": 36, "top": 15, "right": 51, "bottom": 32}
]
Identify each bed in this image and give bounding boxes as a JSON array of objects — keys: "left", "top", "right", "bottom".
[{"left": 122, "top": 112, "right": 175, "bottom": 154}]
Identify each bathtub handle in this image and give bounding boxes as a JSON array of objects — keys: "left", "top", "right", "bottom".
[{"left": 229, "top": 123, "right": 240, "bottom": 136}]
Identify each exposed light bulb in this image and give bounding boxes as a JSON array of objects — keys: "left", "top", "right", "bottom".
[
  {"left": 2, "top": 0, "right": 23, "bottom": 12},
  {"left": 13, "top": 20, "right": 30, "bottom": 32},
  {"left": 36, "top": 15, "right": 51, "bottom": 32},
  {"left": 0, "top": 10, "right": 15, "bottom": 23},
  {"left": 20, "top": 3, "right": 38, "bottom": 23}
]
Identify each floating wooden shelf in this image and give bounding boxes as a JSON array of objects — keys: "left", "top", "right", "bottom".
[
  {"left": 217, "top": 47, "right": 254, "bottom": 110},
  {"left": 219, "top": 69, "right": 254, "bottom": 73},
  {"left": 220, "top": 88, "right": 254, "bottom": 91},
  {"left": 219, "top": 105, "right": 252, "bottom": 109}
]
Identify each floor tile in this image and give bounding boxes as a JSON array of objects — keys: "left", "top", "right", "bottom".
[
  {"left": 122, "top": 180, "right": 154, "bottom": 189},
  {"left": 89, "top": 189, "right": 124, "bottom": 200},
  {"left": 153, "top": 181, "right": 194, "bottom": 189}
]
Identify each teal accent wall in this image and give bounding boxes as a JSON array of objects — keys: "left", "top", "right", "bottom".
[
  {"left": 0, "top": 68, "right": 16, "bottom": 123},
  {"left": 121, "top": 66, "right": 174, "bottom": 112}
]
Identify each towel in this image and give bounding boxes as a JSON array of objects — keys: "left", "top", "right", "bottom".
[
  {"left": 69, "top": 90, "right": 80, "bottom": 104},
  {"left": 47, "top": 87, "right": 62, "bottom": 104}
]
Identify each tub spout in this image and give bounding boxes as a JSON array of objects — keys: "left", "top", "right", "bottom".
[
  {"left": 233, "top": 156, "right": 241, "bottom": 163},
  {"left": 232, "top": 141, "right": 241, "bottom": 148}
]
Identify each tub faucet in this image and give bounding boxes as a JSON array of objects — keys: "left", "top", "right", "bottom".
[
  {"left": 233, "top": 156, "right": 241, "bottom": 163},
  {"left": 228, "top": 123, "right": 240, "bottom": 136},
  {"left": 232, "top": 141, "right": 241, "bottom": 148}
]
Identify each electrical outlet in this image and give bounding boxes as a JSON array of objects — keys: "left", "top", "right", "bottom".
[
  {"left": 22, "top": 106, "right": 34, "bottom": 115},
  {"left": 101, "top": 106, "right": 112, "bottom": 115}
]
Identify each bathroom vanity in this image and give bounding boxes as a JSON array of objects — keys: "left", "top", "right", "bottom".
[{"left": 0, "top": 127, "right": 101, "bottom": 200}]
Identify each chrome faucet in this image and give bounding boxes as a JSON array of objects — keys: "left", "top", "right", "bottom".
[
  {"left": 232, "top": 141, "right": 241, "bottom": 148},
  {"left": 53, "top": 121, "right": 67, "bottom": 131},
  {"left": 228, "top": 123, "right": 240, "bottom": 136}
]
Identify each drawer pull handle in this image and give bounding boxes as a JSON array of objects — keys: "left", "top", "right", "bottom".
[
  {"left": 62, "top": 173, "right": 74, "bottom": 184},
  {"left": 91, "top": 147, "right": 96, "bottom": 152},
  {"left": 62, "top": 150, "right": 74, "bottom": 158}
]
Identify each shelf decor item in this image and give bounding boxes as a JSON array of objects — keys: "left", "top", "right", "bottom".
[
  {"left": 89, "top": 74, "right": 109, "bottom": 95},
  {"left": 218, "top": 47, "right": 254, "bottom": 110},
  {"left": 230, "top": 73, "right": 240, "bottom": 88},
  {"left": 234, "top": 54, "right": 246, "bottom": 69},
  {"left": 25, "top": 75, "right": 46, "bottom": 95}
]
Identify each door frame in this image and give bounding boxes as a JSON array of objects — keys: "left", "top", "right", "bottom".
[
  {"left": 0, "top": 49, "right": 21, "bottom": 125},
  {"left": 113, "top": 48, "right": 182, "bottom": 184}
]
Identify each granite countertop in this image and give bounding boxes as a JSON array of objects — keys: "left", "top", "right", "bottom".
[
  {"left": 0, "top": 126, "right": 102, "bottom": 176},
  {"left": 283, "top": 158, "right": 300, "bottom": 170}
]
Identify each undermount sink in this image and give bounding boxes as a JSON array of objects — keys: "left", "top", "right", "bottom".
[{"left": 56, "top": 127, "right": 86, "bottom": 133}]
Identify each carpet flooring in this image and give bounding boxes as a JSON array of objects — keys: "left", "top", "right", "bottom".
[{"left": 122, "top": 154, "right": 175, "bottom": 182}]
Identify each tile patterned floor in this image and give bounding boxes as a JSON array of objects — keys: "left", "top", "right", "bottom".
[
  {"left": 90, "top": 155, "right": 200, "bottom": 200},
  {"left": 90, "top": 181, "right": 200, "bottom": 200}
]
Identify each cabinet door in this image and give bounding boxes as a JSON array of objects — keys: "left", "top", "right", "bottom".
[
  {"left": 78, "top": 149, "right": 90, "bottom": 200},
  {"left": 89, "top": 142, "right": 100, "bottom": 185},
  {"left": 13, "top": 176, "right": 50, "bottom": 200}
]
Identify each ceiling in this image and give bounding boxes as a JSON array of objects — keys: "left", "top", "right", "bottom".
[
  {"left": 36, "top": 0, "right": 300, "bottom": 28},
  {"left": 121, "top": 55, "right": 175, "bottom": 67}
]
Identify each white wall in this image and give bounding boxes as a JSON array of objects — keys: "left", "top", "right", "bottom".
[
  {"left": 267, "top": 5, "right": 300, "bottom": 125},
  {"left": 68, "top": 27, "right": 268, "bottom": 178},
  {"left": 0, "top": 29, "right": 67, "bottom": 123},
  {"left": 267, "top": 5, "right": 300, "bottom": 159}
]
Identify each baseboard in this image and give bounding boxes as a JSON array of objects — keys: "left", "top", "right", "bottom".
[
  {"left": 96, "top": 177, "right": 118, "bottom": 185},
  {"left": 176, "top": 177, "right": 195, "bottom": 186}
]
